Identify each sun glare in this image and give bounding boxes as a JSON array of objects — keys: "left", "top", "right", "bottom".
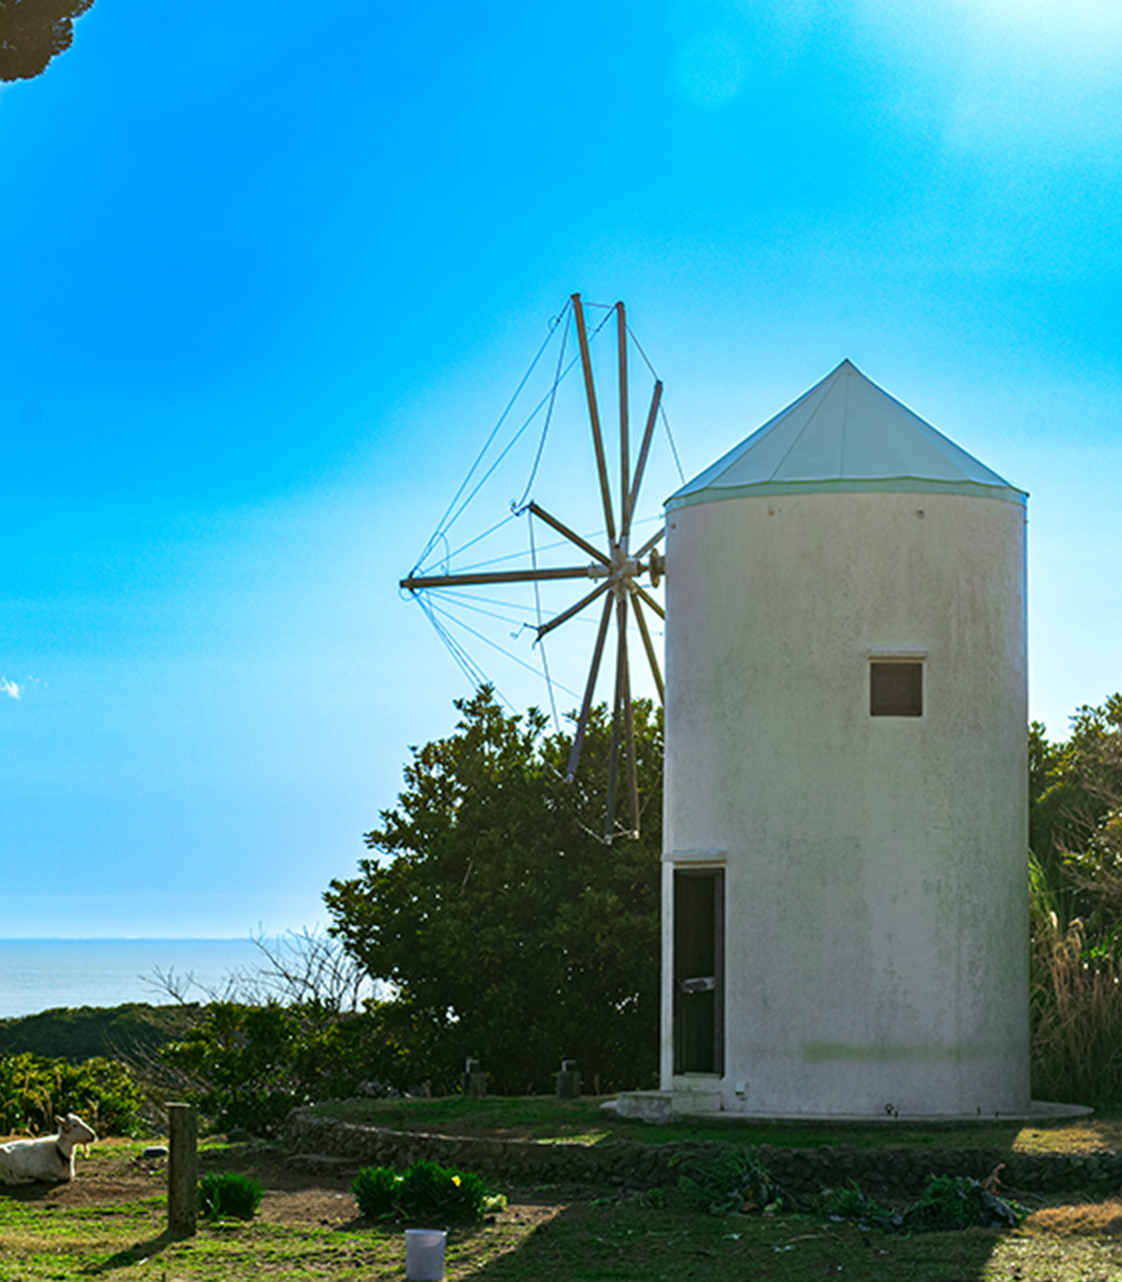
[
  {"left": 858, "top": 0, "right": 1122, "bottom": 148},
  {"left": 942, "top": 0, "right": 1122, "bottom": 69}
]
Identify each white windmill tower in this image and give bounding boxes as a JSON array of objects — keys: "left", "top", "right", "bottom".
[{"left": 650, "top": 358, "right": 1034, "bottom": 1120}]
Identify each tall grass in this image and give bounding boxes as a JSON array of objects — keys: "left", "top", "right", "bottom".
[{"left": 1030, "top": 856, "right": 1122, "bottom": 1106}]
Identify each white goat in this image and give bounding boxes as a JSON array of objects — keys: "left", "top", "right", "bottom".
[{"left": 0, "top": 1114, "right": 98, "bottom": 1185}]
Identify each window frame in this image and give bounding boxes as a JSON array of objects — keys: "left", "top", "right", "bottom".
[{"left": 868, "top": 652, "right": 926, "bottom": 718}]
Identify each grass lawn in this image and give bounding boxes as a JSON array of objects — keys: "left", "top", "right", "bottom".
[
  {"left": 4, "top": 1108, "right": 1122, "bottom": 1281},
  {"left": 307, "top": 1093, "right": 1122, "bottom": 1155},
  {"left": 3, "top": 1167, "right": 1122, "bottom": 1281}
]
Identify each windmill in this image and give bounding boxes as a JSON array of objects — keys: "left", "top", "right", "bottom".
[{"left": 400, "top": 294, "right": 670, "bottom": 840}]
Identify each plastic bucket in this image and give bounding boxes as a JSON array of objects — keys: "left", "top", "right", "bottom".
[{"left": 405, "top": 1228, "right": 446, "bottom": 1281}]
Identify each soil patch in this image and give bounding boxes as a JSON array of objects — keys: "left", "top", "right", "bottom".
[{"left": 0, "top": 1137, "right": 565, "bottom": 1236}]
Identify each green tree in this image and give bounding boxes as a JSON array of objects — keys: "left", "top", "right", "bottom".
[
  {"left": 0, "top": 0, "right": 96, "bottom": 82},
  {"left": 1030, "top": 694, "right": 1122, "bottom": 937},
  {"left": 324, "top": 687, "right": 662, "bottom": 1095}
]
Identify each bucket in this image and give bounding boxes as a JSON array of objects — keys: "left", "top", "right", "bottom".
[{"left": 405, "top": 1228, "right": 446, "bottom": 1281}]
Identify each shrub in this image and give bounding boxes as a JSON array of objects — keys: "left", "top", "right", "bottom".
[
  {"left": 0, "top": 1053, "right": 144, "bottom": 1136},
  {"left": 400, "top": 1159, "right": 490, "bottom": 1220},
  {"left": 351, "top": 1159, "right": 502, "bottom": 1221},
  {"left": 198, "top": 1171, "right": 264, "bottom": 1220},
  {"left": 351, "top": 1165, "right": 402, "bottom": 1219},
  {"left": 158, "top": 1000, "right": 397, "bottom": 1135}
]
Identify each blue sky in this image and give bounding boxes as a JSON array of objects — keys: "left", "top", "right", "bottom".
[{"left": 1, "top": 0, "right": 1119, "bottom": 938}]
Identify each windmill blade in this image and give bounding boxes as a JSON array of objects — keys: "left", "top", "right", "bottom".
[
  {"left": 566, "top": 591, "right": 614, "bottom": 781},
  {"left": 622, "top": 600, "right": 639, "bottom": 837},
  {"left": 618, "top": 302, "right": 630, "bottom": 539},
  {"left": 602, "top": 592, "right": 640, "bottom": 839},
  {"left": 527, "top": 502, "right": 610, "bottom": 566},
  {"left": 603, "top": 593, "right": 627, "bottom": 840},
  {"left": 401, "top": 565, "right": 599, "bottom": 590},
  {"left": 633, "top": 525, "right": 664, "bottom": 562},
  {"left": 572, "top": 293, "right": 617, "bottom": 544},
  {"left": 536, "top": 579, "right": 611, "bottom": 641},
  {"left": 631, "top": 581, "right": 665, "bottom": 621},
  {"left": 630, "top": 586, "right": 664, "bottom": 703},
  {"left": 625, "top": 378, "right": 663, "bottom": 537}
]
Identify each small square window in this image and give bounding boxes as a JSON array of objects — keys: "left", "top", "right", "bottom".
[{"left": 870, "top": 662, "right": 923, "bottom": 717}]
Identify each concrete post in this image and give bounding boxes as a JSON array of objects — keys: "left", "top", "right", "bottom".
[
  {"left": 461, "top": 1057, "right": 487, "bottom": 1098},
  {"left": 557, "top": 1059, "right": 581, "bottom": 1099},
  {"left": 167, "top": 1102, "right": 198, "bottom": 1236}
]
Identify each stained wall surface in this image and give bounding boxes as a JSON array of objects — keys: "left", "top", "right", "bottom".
[{"left": 661, "top": 489, "right": 1030, "bottom": 1116}]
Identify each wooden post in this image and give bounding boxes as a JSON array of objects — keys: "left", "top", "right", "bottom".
[{"left": 167, "top": 1102, "right": 198, "bottom": 1237}]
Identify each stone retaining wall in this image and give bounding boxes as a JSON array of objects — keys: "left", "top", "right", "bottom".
[{"left": 282, "top": 1109, "right": 1122, "bottom": 1200}]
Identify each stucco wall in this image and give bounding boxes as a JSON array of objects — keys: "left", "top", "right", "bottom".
[{"left": 661, "top": 490, "right": 1029, "bottom": 1116}]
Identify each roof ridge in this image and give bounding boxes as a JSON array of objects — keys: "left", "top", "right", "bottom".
[{"left": 770, "top": 362, "right": 847, "bottom": 481}]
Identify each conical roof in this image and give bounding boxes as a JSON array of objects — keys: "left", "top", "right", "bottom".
[{"left": 666, "top": 360, "right": 1025, "bottom": 511}]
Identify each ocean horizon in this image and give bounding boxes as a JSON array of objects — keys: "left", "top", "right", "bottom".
[{"left": 0, "top": 938, "right": 264, "bottom": 1020}]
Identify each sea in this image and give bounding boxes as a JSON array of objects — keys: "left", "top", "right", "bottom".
[{"left": 0, "top": 939, "right": 264, "bottom": 1020}]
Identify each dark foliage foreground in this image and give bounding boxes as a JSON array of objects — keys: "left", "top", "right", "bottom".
[{"left": 0, "top": 0, "right": 95, "bottom": 81}]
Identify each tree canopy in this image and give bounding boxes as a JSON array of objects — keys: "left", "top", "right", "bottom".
[
  {"left": 1030, "top": 694, "right": 1122, "bottom": 932},
  {"left": 0, "top": 0, "right": 95, "bottom": 82},
  {"left": 324, "top": 687, "right": 663, "bottom": 1094}
]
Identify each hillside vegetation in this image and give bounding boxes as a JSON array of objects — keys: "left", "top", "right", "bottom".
[{"left": 0, "top": 1003, "right": 201, "bottom": 1062}]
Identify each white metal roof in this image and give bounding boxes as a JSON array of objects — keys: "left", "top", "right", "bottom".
[{"left": 667, "top": 359, "right": 1026, "bottom": 510}]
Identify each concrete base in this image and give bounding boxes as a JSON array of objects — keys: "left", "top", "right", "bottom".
[
  {"left": 605, "top": 1090, "right": 722, "bottom": 1124},
  {"left": 606, "top": 1091, "right": 1092, "bottom": 1126}
]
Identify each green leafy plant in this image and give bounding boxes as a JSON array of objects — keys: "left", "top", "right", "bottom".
[
  {"left": 893, "top": 1175, "right": 1025, "bottom": 1234},
  {"left": 351, "top": 1159, "right": 503, "bottom": 1221},
  {"left": 674, "top": 1147, "right": 787, "bottom": 1214},
  {"left": 400, "top": 1159, "right": 490, "bottom": 1220},
  {"left": 821, "top": 1174, "right": 1025, "bottom": 1236},
  {"left": 198, "top": 1171, "right": 264, "bottom": 1220},
  {"left": 819, "top": 1179, "right": 890, "bottom": 1228},
  {"left": 351, "top": 1165, "right": 403, "bottom": 1219}
]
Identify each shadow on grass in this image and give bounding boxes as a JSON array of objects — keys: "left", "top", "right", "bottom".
[
  {"left": 0, "top": 1182, "right": 65, "bottom": 1204},
  {"left": 452, "top": 1198, "right": 1005, "bottom": 1282},
  {"left": 79, "top": 1227, "right": 184, "bottom": 1275}
]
